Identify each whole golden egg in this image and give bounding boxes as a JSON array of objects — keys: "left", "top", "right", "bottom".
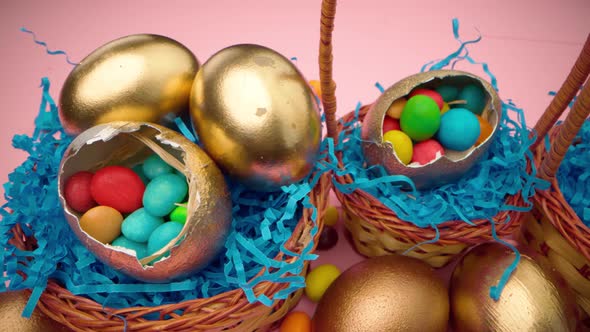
[
  {"left": 59, "top": 34, "right": 199, "bottom": 135},
  {"left": 450, "top": 242, "right": 578, "bottom": 332},
  {"left": 58, "top": 121, "right": 232, "bottom": 283},
  {"left": 0, "top": 290, "right": 68, "bottom": 332},
  {"left": 312, "top": 255, "right": 449, "bottom": 332},
  {"left": 190, "top": 44, "right": 322, "bottom": 191}
]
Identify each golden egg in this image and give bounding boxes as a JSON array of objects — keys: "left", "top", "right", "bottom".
[
  {"left": 0, "top": 290, "right": 68, "bottom": 332},
  {"left": 312, "top": 255, "right": 449, "bottom": 332},
  {"left": 362, "top": 70, "right": 501, "bottom": 189},
  {"left": 58, "top": 122, "right": 232, "bottom": 283},
  {"left": 190, "top": 44, "right": 321, "bottom": 191},
  {"left": 59, "top": 34, "right": 199, "bottom": 135},
  {"left": 450, "top": 242, "right": 578, "bottom": 332}
]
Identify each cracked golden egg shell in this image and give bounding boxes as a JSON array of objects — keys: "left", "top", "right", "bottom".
[
  {"left": 190, "top": 44, "right": 322, "bottom": 192},
  {"left": 58, "top": 122, "right": 232, "bottom": 283},
  {"left": 59, "top": 34, "right": 199, "bottom": 135},
  {"left": 361, "top": 70, "right": 501, "bottom": 190}
]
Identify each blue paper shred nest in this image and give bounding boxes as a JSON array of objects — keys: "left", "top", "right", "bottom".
[
  {"left": 1, "top": 77, "right": 329, "bottom": 318},
  {"left": 556, "top": 119, "right": 590, "bottom": 227}
]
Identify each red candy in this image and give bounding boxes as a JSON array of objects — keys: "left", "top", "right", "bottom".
[
  {"left": 409, "top": 88, "right": 444, "bottom": 110},
  {"left": 382, "top": 116, "right": 401, "bottom": 133},
  {"left": 90, "top": 166, "right": 145, "bottom": 213},
  {"left": 64, "top": 171, "right": 97, "bottom": 213},
  {"left": 411, "top": 139, "right": 445, "bottom": 165}
]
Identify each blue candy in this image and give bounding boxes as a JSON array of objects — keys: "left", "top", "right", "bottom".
[
  {"left": 121, "top": 208, "right": 164, "bottom": 243},
  {"left": 147, "top": 222, "right": 184, "bottom": 255},
  {"left": 142, "top": 154, "right": 173, "bottom": 180},
  {"left": 437, "top": 108, "right": 480, "bottom": 151},
  {"left": 143, "top": 173, "right": 188, "bottom": 217},
  {"left": 112, "top": 236, "right": 148, "bottom": 259}
]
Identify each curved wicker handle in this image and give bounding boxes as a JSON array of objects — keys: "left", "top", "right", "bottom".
[
  {"left": 319, "top": 0, "right": 338, "bottom": 141},
  {"left": 531, "top": 34, "right": 590, "bottom": 149},
  {"left": 539, "top": 82, "right": 590, "bottom": 180}
]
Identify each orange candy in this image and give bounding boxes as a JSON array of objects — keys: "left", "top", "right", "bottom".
[
  {"left": 280, "top": 311, "right": 312, "bottom": 332},
  {"left": 309, "top": 80, "right": 322, "bottom": 100},
  {"left": 79, "top": 205, "right": 123, "bottom": 244},
  {"left": 475, "top": 115, "right": 493, "bottom": 145},
  {"left": 386, "top": 98, "right": 407, "bottom": 119}
]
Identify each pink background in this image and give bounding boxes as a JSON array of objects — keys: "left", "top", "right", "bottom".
[{"left": 1, "top": 0, "right": 589, "bottom": 329}]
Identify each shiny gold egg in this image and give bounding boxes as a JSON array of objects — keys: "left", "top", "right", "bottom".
[
  {"left": 450, "top": 242, "right": 578, "bottom": 332},
  {"left": 312, "top": 255, "right": 449, "bottom": 332},
  {"left": 362, "top": 70, "right": 501, "bottom": 189},
  {"left": 59, "top": 34, "right": 199, "bottom": 135},
  {"left": 58, "top": 122, "right": 232, "bottom": 283},
  {"left": 0, "top": 290, "right": 68, "bottom": 332},
  {"left": 190, "top": 44, "right": 321, "bottom": 191}
]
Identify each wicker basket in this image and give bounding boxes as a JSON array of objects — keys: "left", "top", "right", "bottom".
[
  {"left": 520, "top": 34, "right": 590, "bottom": 321},
  {"left": 6, "top": 1, "right": 339, "bottom": 331}
]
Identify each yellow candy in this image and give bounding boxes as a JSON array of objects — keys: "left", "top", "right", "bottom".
[
  {"left": 305, "top": 264, "right": 341, "bottom": 303},
  {"left": 441, "top": 102, "right": 450, "bottom": 114},
  {"left": 309, "top": 80, "right": 322, "bottom": 100},
  {"left": 386, "top": 98, "right": 407, "bottom": 119},
  {"left": 323, "top": 206, "right": 339, "bottom": 226},
  {"left": 383, "top": 130, "right": 413, "bottom": 165}
]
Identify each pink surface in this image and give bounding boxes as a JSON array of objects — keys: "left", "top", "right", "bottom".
[{"left": 1, "top": 0, "right": 589, "bottom": 330}]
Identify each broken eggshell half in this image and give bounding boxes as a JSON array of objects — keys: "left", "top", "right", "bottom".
[
  {"left": 361, "top": 70, "right": 502, "bottom": 190},
  {"left": 58, "top": 121, "right": 232, "bottom": 283}
]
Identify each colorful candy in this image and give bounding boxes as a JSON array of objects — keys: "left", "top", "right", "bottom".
[
  {"left": 455, "top": 84, "right": 486, "bottom": 115},
  {"left": 147, "top": 221, "right": 184, "bottom": 255},
  {"left": 323, "top": 206, "right": 339, "bottom": 226},
  {"left": 79, "top": 205, "right": 123, "bottom": 244},
  {"left": 386, "top": 98, "right": 407, "bottom": 119},
  {"left": 476, "top": 115, "right": 494, "bottom": 145},
  {"left": 309, "top": 80, "right": 322, "bottom": 100},
  {"left": 90, "top": 166, "right": 145, "bottom": 213},
  {"left": 409, "top": 88, "right": 444, "bottom": 110},
  {"left": 143, "top": 173, "right": 188, "bottom": 217},
  {"left": 383, "top": 130, "right": 413, "bottom": 165},
  {"left": 112, "top": 236, "right": 148, "bottom": 259},
  {"left": 121, "top": 208, "right": 164, "bottom": 243},
  {"left": 279, "top": 311, "right": 312, "bottom": 332},
  {"left": 437, "top": 108, "right": 480, "bottom": 151},
  {"left": 142, "top": 154, "right": 174, "bottom": 180},
  {"left": 435, "top": 85, "right": 459, "bottom": 102},
  {"left": 170, "top": 204, "right": 188, "bottom": 224},
  {"left": 64, "top": 171, "right": 96, "bottom": 213},
  {"left": 317, "top": 226, "right": 339, "bottom": 250},
  {"left": 305, "top": 264, "right": 341, "bottom": 303},
  {"left": 382, "top": 116, "right": 401, "bottom": 133},
  {"left": 441, "top": 102, "right": 450, "bottom": 114},
  {"left": 400, "top": 95, "right": 441, "bottom": 142},
  {"left": 411, "top": 139, "right": 445, "bottom": 165}
]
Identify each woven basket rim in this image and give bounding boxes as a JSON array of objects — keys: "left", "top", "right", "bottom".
[{"left": 332, "top": 104, "right": 530, "bottom": 244}]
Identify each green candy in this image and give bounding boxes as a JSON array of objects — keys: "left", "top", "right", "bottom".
[
  {"left": 170, "top": 204, "right": 188, "bottom": 225},
  {"left": 435, "top": 85, "right": 459, "bottom": 102},
  {"left": 455, "top": 84, "right": 487, "bottom": 115},
  {"left": 400, "top": 95, "right": 441, "bottom": 142}
]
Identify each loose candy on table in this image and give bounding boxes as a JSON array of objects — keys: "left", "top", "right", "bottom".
[
  {"left": 143, "top": 173, "right": 188, "bottom": 217},
  {"left": 435, "top": 85, "right": 459, "bottom": 102},
  {"left": 475, "top": 115, "right": 493, "bottom": 145},
  {"left": 112, "top": 236, "right": 148, "bottom": 259},
  {"left": 64, "top": 171, "right": 96, "bottom": 213},
  {"left": 147, "top": 221, "right": 184, "bottom": 256},
  {"left": 316, "top": 226, "right": 339, "bottom": 251},
  {"left": 437, "top": 108, "right": 480, "bottom": 151},
  {"left": 383, "top": 130, "right": 413, "bottom": 165},
  {"left": 323, "top": 206, "right": 339, "bottom": 226},
  {"left": 279, "top": 311, "right": 312, "bottom": 332},
  {"left": 142, "top": 154, "right": 174, "bottom": 180},
  {"left": 455, "top": 84, "right": 487, "bottom": 115},
  {"left": 411, "top": 139, "right": 445, "bottom": 166},
  {"left": 400, "top": 95, "right": 441, "bottom": 142},
  {"left": 382, "top": 116, "right": 401, "bottom": 133},
  {"left": 409, "top": 88, "right": 444, "bottom": 110},
  {"left": 170, "top": 204, "right": 188, "bottom": 224},
  {"left": 121, "top": 208, "right": 165, "bottom": 243},
  {"left": 305, "top": 264, "right": 341, "bottom": 303},
  {"left": 386, "top": 98, "right": 407, "bottom": 119},
  {"left": 79, "top": 205, "right": 123, "bottom": 244},
  {"left": 90, "top": 165, "right": 146, "bottom": 213}
]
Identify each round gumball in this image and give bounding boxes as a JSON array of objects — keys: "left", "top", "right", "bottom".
[
  {"left": 409, "top": 88, "right": 444, "bottom": 109},
  {"left": 90, "top": 165, "right": 145, "bottom": 213},
  {"left": 475, "top": 115, "right": 494, "bottom": 145},
  {"left": 112, "top": 236, "right": 148, "bottom": 259},
  {"left": 435, "top": 85, "right": 459, "bottom": 102},
  {"left": 142, "top": 154, "right": 174, "bottom": 180},
  {"left": 400, "top": 95, "right": 441, "bottom": 142},
  {"left": 143, "top": 173, "right": 188, "bottom": 217},
  {"left": 147, "top": 221, "right": 184, "bottom": 255},
  {"left": 121, "top": 208, "right": 164, "bottom": 243},
  {"left": 383, "top": 130, "right": 413, "bottom": 165},
  {"left": 79, "top": 205, "right": 123, "bottom": 244},
  {"left": 455, "top": 84, "right": 487, "bottom": 115},
  {"left": 382, "top": 116, "right": 401, "bottom": 133},
  {"left": 305, "top": 264, "right": 341, "bottom": 303},
  {"left": 437, "top": 108, "right": 480, "bottom": 151},
  {"left": 411, "top": 139, "right": 445, "bottom": 165},
  {"left": 386, "top": 98, "right": 407, "bottom": 119},
  {"left": 317, "top": 226, "right": 339, "bottom": 250},
  {"left": 280, "top": 311, "right": 312, "bottom": 332},
  {"left": 64, "top": 171, "right": 96, "bottom": 213},
  {"left": 323, "top": 206, "right": 339, "bottom": 226}
]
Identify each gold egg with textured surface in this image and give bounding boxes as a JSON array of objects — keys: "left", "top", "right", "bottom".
[
  {"left": 312, "top": 255, "right": 449, "bottom": 332},
  {"left": 59, "top": 34, "right": 199, "bottom": 135},
  {"left": 58, "top": 121, "right": 232, "bottom": 283},
  {"left": 450, "top": 242, "right": 578, "bottom": 332},
  {"left": 190, "top": 44, "right": 321, "bottom": 191},
  {"left": 0, "top": 290, "right": 68, "bottom": 332}
]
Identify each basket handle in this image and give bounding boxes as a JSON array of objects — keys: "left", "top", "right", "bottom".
[
  {"left": 531, "top": 34, "right": 590, "bottom": 150},
  {"left": 319, "top": 0, "right": 338, "bottom": 142}
]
